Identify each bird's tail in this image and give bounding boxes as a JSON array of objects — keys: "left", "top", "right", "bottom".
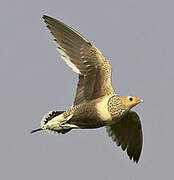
[
  {"left": 31, "top": 111, "right": 72, "bottom": 134},
  {"left": 30, "top": 128, "right": 43, "bottom": 134},
  {"left": 41, "top": 111, "right": 65, "bottom": 126}
]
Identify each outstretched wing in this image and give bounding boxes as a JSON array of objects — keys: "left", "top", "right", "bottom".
[
  {"left": 43, "top": 15, "right": 114, "bottom": 105},
  {"left": 106, "top": 111, "right": 143, "bottom": 163}
]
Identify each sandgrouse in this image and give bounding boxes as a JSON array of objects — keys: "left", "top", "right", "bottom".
[{"left": 31, "top": 15, "right": 143, "bottom": 163}]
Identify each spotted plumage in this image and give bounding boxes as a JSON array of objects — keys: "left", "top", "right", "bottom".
[
  {"left": 31, "top": 15, "right": 144, "bottom": 163},
  {"left": 107, "top": 95, "right": 125, "bottom": 117}
]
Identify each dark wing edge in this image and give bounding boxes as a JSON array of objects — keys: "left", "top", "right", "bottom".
[{"left": 106, "top": 111, "right": 143, "bottom": 163}]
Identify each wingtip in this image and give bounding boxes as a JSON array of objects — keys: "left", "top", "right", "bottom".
[
  {"left": 42, "top": 15, "right": 48, "bottom": 19},
  {"left": 42, "top": 15, "right": 51, "bottom": 22},
  {"left": 127, "top": 150, "right": 141, "bottom": 163},
  {"left": 42, "top": 15, "right": 54, "bottom": 21},
  {"left": 134, "top": 159, "right": 139, "bottom": 163},
  {"left": 133, "top": 156, "right": 140, "bottom": 163}
]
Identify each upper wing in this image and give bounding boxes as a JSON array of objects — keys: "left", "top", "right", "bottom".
[
  {"left": 106, "top": 111, "right": 143, "bottom": 163},
  {"left": 43, "top": 15, "right": 114, "bottom": 105}
]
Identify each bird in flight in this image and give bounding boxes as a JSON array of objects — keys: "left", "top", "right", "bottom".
[{"left": 31, "top": 15, "right": 143, "bottom": 163}]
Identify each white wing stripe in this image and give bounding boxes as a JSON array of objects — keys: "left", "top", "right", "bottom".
[{"left": 53, "top": 39, "right": 81, "bottom": 74}]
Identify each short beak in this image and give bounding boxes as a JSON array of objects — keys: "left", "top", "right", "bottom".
[{"left": 140, "top": 99, "right": 144, "bottom": 103}]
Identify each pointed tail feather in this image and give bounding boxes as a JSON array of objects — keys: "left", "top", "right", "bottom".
[
  {"left": 31, "top": 111, "right": 66, "bottom": 135},
  {"left": 30, "top": 128, "right": 43, "bottom": 134}
]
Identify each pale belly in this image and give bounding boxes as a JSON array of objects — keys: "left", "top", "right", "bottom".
[{"left": 67, "top": 95, "right": 115, "bottom": 129}]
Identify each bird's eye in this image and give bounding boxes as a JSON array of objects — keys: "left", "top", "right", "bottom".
[{"left": 129, "top": 97, "right": 133, "bottom": 101}]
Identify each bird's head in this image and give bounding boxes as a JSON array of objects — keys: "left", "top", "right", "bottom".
[{"left": 122, "top": 96, "right": 143, "bottom": 111}]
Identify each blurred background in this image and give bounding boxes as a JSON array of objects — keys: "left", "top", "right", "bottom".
[{"left": 0, "top": 0, "right": 173, "bottom": 179}]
